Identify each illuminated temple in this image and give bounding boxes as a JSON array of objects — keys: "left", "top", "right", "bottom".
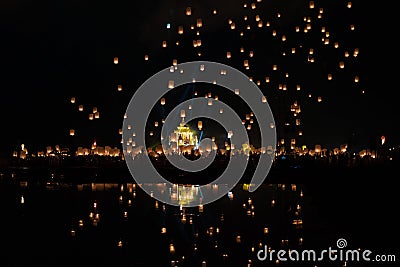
[{"left": 169, "top": 123, "right": 198, "bottom": 153}]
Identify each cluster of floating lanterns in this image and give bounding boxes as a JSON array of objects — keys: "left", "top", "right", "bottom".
[{"left": 66, "top": 0, "right": 363, "bottom": 156}]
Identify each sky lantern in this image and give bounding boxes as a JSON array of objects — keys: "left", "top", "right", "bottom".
[
  {"left": 309, "top": 1, "right": 315, "bottom": 9},
  {"left": 185, "top": 7, "right": 191, "bottom": 16},
  {"left": 317, "top": 96, "right": 322, "bottom": 102},
  {"left": 262, "top": 96, "right": 267, "bottom": 103},
  {"left": 113, "top": 57, "right": 118, "bottom": 64},
  {"left": 144, "top": 54, "right": 149, "bottom": 61},
  {"left": 339, "top": 61, "right": 345, "bottom": 69},
  {"left": 70, "top": 129, "right": 75, "bottom": 136},
  {"left": 178, "top": 26, "right": 183, "bottom": 34},
  {"left": 93, "top": 107, "right": 97, "bottom": 113},
  {"left": 168, "top": 80, "right": 174, "bottom": 89},
  {"left": 198, "top": 121, "right": 203, "bottom": 130},
  {"left": 327, "top": 74, "right": 333, "bottom": 80},
  {"left": 180, "top": 110, "right": 185, "bottom": 118},
  {"left": 95, "top": 112, "right": 100, "bottom": 119},
  {"left": 162, "top": 41, "right": 167, "bottom": 48},
  {"left": 117, "top": 84, "right": 122, "bottom": 91},
  {"left": 381, "top": 135, "right": 386, "bottom": 145},
  {"left": 347, "top": 2, "right": 352, "bottom": 8},
  {"left": 354, "top": 76, "right": 360, "bottom": 83},
  {"left": 196, "top": 18, "right": 202, "bottom": 28},
  {"left": 89, "top": 114, "right": 94, "bottom": 120},
  {"left": 78, "top": 105, "right": 83, "bottom": 112},
  {"left": 160, "top": 98, "right": 165, "bottom": 105},
  {"left": 70, "top": 97, "right": 76, "bottom": 104},
  {"left": 226, "top": 51, "right": 231, "bottom": 58}
]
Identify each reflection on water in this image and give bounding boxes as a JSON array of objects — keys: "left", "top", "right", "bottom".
[{"left": 1, "top": 173, "right": 355, "bottom": 267}]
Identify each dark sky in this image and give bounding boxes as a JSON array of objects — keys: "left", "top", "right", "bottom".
[{"left": 0, "top": 0, "right": 398, "bottom": 155}]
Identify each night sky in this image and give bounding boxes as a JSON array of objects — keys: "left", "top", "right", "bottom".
[{"left": 0, "top": 0, "right": 398, "bottom": 156}]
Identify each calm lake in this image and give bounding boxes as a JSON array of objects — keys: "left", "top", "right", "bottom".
[{"left": 1, "top": 168, "right": 398, "bottom": 267}]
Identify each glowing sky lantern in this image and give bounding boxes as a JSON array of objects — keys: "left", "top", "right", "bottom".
[
  {"left": 178, "top": 26, "right": 183, "bottom": 35},
  {"left": 198, "top": 121, "right": 202, "bottom": 130},
  {"left": 354, "top": 76, "right": 359, "bottom": 83},
  {"left": 327, "top": 74, "right": 333, "bottom": 80},
  {"left": 347, "top": 1, "right": 352, "bottom": 8},
  {"left": 95, "top": 112, "right": 100, "bottom": 119},
  {"left": 144, "top": 54, "right": 149, "bottom": 61},
  {"left": 381, "top": 135, "right": 386, "bottom": 145},
  {"left": 70, "top": 129, "right": 75, "bottom": 136},
  {"left": 160, "top": 98, "right": 166, "bottom": 105},
  {"left": 180, "top": 110, "right": 185, "bottom": 118},
  {"left": 70, "top": 97, "right": 76, "bottom": 104},
  {"left": 185, "top": 7, "right": 191, "bottom": 16},
  {"left": 317, "top": 96, "right": 322, "bottom": 102},
  {"left": 339, "top": 61, "right": 345, "bottom": 69},
  {"left": 117, "top": 84, "right": 122, "bottom": 91},
  {"left": 262, "top": 96, "right": 267, "bottom": 103},
  {"left": 226, "top": 51, "right": 231, "bottom": 59},
  {"left": 113, "top": 57, "right": 118, "bottom": 64},
  {"left": 93, "top": 107, "right": 97, "bottom": 113},
  {"left": 78, "top": 105, "right": 83, "bottom": 112},
  {"left": 89, "top": 114, "right": 94, "bottom": 120},
  {"left": 162, "top": 41, "right": 167, "bottom": 48},
  {"left": 309, "top": 1, "right": 315, "bottom": 9},
  {"left": 196, "top": 18, "right": 202, "bottom": 28}
]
